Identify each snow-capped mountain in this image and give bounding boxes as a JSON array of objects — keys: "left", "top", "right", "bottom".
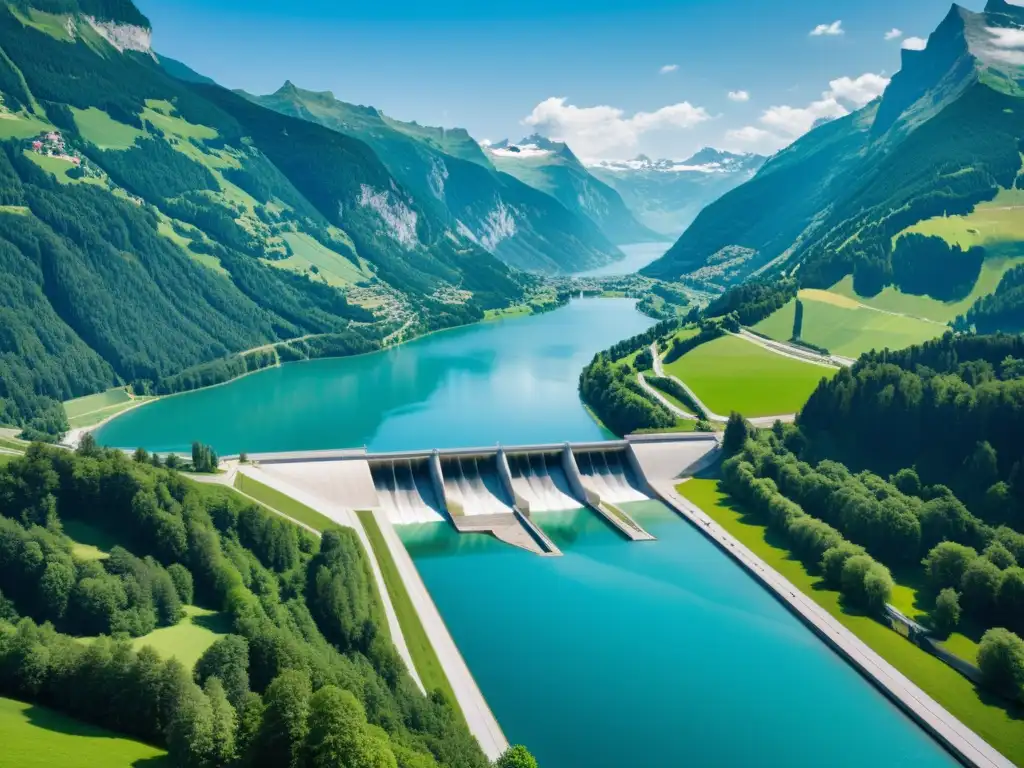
[
  {"left": 483, "top": 136, "right": 663, "bottom": 244},
  {"left": 587, "top": 149, "right": 766, "bottom": 236}
]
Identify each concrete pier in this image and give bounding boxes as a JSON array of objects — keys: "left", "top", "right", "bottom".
[{"left": 562, "top": 445, "right": 654, "bottom": 541}]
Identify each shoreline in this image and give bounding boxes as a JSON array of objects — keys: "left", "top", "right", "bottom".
[
  {"left": 654, "top": 480, "right": 1013, "bottom": 768},
  {"left": 90, "top": 296, "right": 644, "bottom": 442}
]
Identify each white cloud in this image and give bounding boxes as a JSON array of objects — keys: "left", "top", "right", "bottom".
[
  {"left": 827, "top": 73, "right": 890, "bottom": 107},
  {"left": 810, "top": 20, "right": 844, "bottom": 37},
  {"left": 522, "top": 97, "right": 710, "bottom": 158},
  {"left": 884, "top": 28, "right": 903, "bottom": 41},
  {"left": 902, "top": 36, "right": 927, "bottom": 51},
  {"left": 721, "top": 71, "right": 888, "bottom": 154},
  {"left": 727, "top": 90, "right": 751, "bottom": 102},
  {"left": 983, "top": 26, "right": 1024, "bottom": 65},
  {"left": 986, "top": 26, "right": 1024, "bottom": 48},
  {"left": 760, "top": 97, "right": 848, "bottom": 137},
  {"left": 659, "top": 64, "right": 679, "bottom": 74}
]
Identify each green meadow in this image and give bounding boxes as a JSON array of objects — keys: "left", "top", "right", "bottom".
[
  {"left": 754, "top": 290, "right": 944, "bottom": 359},
  {"left": 0, "top": 696, "right": 167, "bottom": 767},
  {"left": 664, "top": 335, "right": 836, "bottom": 417}
]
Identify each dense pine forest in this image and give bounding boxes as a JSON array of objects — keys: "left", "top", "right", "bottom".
[{"left": 0, "top": 442, "right": 531, "bottom": 767}]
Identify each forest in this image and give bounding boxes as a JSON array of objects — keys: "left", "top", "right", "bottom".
[
  {"left": 963, "top": 263, "right": 1024, "bottom": 333},
  {"left": 798, "top": 332, "right": 1024, "bottom": 530},
  {"left": 0, "top": 442, "right": 534, "bottom": 767},
  {"left": 722, "top": 422, "right": 1024, "bottom": 703}
]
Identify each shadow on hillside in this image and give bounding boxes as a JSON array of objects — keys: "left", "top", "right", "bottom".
[{"left": 191, "top": 609, "right": 232, "bottom": 635}]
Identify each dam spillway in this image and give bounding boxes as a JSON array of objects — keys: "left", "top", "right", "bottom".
[
  {"left": 440, "top": 455, "right": 515, "bottom": 516},
  {"left": 507, "top": 452, "right": 580, "bottom": 512},
  {"left": 234, "top": 434, "right": 720, "bottom": 554},
  {"left": 371, "top": 459, "right": 446, "bottom": 525},
  {"left": 574, "top": 449, "right": 648, "bottom": 504}
]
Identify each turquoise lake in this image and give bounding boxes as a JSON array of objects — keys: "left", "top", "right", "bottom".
[
  {"left": 96, "top": 298, "right": 655, "bottom": 454},
  {"left": 97, "top": 290, "right": 958, "bottom": 766},
  {"left": 401, "top": 503, "right": 956, "bottom": 767}
]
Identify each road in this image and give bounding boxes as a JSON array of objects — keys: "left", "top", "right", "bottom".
[
  {"left": 650, "top": 341, "right": 796, "bottom": 427},
  {"left": 637, "top": 372, "right": 697, "bottom": 420},
  {"left": 660, "top": 480, "right": 1014, "bottom": 768}
]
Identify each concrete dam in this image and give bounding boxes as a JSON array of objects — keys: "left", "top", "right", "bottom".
[{"left": 236, "top": 433, "right": 721, "bottom": 555}]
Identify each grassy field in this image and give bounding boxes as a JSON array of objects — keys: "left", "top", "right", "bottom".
[
  {"left": 23, "top": 150, "right": 76, "bottom": 183},
  {"left": 0, "top": 696, "right": 168, "bottom": 767},
  {"left": 0, "top": 113, "right": 49, "bottom": 140},
  {"left": 71, "top": 107, "right": 143, "bottom": 150},
  {"left": 664, "top": 335, "right": 836, "bottom": 417},
  {"left": 63, "top": 388, "right": 155, "bottom": 429},
  {"left": 64, "top": 389, "right": 132, "bottom": 420},
  {"left": 132, "top": 605, "right": 230, "bottom": 671},
  {"left": 355, "top": 510, "right": 457, "bottom": 707},
  {"left": 0, "top": 436, "right": 27, "bottom": 453},
  {"left": 63, "top": 519, "right": 121, "bottom": 561},
  {"left": 269, "top": 232, "right": 368, "bottom": 288},
  {"left": 901, "top": 188, "right": 1024, "bottom": 251},
  {"left": 830, "top": 256, "right": 1024, "bottom": 325},
  {"left": 141, "top": 100, "right": 218, "bottom": 142},
  {"left": 234, "top": 473, "right": 339, "bottom": 532},
  {"left": 754, "top": 291, "right": 944, "bottom": 358},
  {"left": 484, "top": 304, "right": 533, "bottom": 321},
  {"left": 678, "top": 478, "right": 1024, "bottom": 766}
]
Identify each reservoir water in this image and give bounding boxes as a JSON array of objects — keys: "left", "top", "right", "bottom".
[
  {"left": 97, "top": 286, "right": 959, "bottom": 765},
  {"left": 96, "top": 298, "right": 656, "bottom": 454},
  {"left": 401, "top": 503, "right": 957, "bottom": 768},
  {"left": 575, "top": 241, "right": 670, "bottom": 277}
]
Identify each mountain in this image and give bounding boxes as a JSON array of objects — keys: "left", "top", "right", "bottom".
[
  {"left": 0, "top": 0, "right": 534, "bottom": 435},
  {"left": 248, "top": 86, "right": 623, "bottom": 274},
  {"left": 644, "top": 1, "right": 1024, "bottom": 295},
  {"left": 587, "top": 149, "right": 766, "bottom": 237},
  {"left": 484, "top": 134, "right": 663, "bottom": 245}
]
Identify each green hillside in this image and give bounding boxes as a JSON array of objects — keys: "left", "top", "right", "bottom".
[
  {"left": 644, "top": 0, "right": 1024, "bottom": 334},
  {"left": 0, "top": 0, "right": 535, "bottom": 440},
  {"left": 249, "top": 84, "right": 624, "bottom": 274}
]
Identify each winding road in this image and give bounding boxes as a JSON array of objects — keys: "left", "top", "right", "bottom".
[{"left": 648, "top": 341, "right": 797, "bottom": 427}]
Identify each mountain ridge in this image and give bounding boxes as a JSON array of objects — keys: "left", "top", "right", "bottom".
[
  {"left": 483, "top": 134, "right": 663, "bottom": 245},
  {"left": 643, "top": 1, "right": 1024, "bottom": 296}
]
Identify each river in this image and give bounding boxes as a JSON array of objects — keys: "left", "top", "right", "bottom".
[
  {"left": 96, "top": 282, "right": 958, "bottom": 767},
  {"left": 95, "top": 297, "right": 656, "bottom": 454},
  {"left": 402, "top": 503, "right": 956, "bottom": 768}
]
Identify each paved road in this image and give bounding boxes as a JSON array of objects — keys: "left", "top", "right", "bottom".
[
  {"left": 637, "top": 372, "right": 697, "bottom": 420},
  {"left": 650, "top": 341, "right": 800, "bottom": 427},
  {"left": 659, "top": 480, "right": 1014, "bottom": 768},
  {"left": 735, "top": 329, "right": 850, "bottom": 368}
]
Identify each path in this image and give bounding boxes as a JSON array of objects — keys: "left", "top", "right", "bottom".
[
  {"left": 735, "top": 329, "right": 851, "bottom": 368},
  {"left": 637, "top": 372, "right": 696, "bottom": 420},
  {"left": 656, "top": 480, "right": 1014, "bottom": 768},
  {"left": 650, "top": 341, "right": 800, "bottom": 427}
]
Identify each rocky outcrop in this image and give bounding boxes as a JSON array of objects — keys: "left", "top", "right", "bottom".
[{"left": 84, "top": 17, "right": 152, "bottom": 54}]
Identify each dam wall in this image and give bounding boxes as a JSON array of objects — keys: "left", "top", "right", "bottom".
[{"left": 242, "top": 434, "right": 719, "bottom": 554}]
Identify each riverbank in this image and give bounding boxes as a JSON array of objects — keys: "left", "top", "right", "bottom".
[{"left": 665, "top": 478, "right": 1016, "bottom": 768}]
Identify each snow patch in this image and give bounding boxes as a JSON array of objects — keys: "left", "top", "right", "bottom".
[
  {"left": 488, "top": 144, "right": 553, "bottom": 159},
  {"left": 428, "top": 157, "right": 449, "bottom": 199},
  {"left": 84, "top": 17, "right": 152, "bottom": 53},
  {"left": 357, "top": 185, "right": 420, "bottom": 250},
  {"left": 455, "top": 220, "right": 480, "bottom": 245}
]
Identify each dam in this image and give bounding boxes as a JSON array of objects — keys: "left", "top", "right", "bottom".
[{"left": 233, "top": 433, "right": 721, "bottom": 554}]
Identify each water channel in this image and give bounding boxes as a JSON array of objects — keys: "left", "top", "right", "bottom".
[{"left": 96, "top": 267, "right": 959, "bottom": 766}]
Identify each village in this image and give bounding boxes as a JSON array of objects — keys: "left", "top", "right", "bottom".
[{"left": 29, "top": 130, "right": 81, "bottom": 166}]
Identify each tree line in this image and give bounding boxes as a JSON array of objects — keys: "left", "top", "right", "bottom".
[
  {"left": 799, "top": 332, "right": 1024, "bottom": 532},
  {"left": 0, "top": 442, "right": 536, "bottom": 766},
  {"left": 723, "top": 419, "right": 1024, "bottom": 703}
]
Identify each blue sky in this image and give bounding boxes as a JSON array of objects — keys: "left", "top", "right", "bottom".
[{"left": 138, "top": 0, "right": 989, "bottom": 160}]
